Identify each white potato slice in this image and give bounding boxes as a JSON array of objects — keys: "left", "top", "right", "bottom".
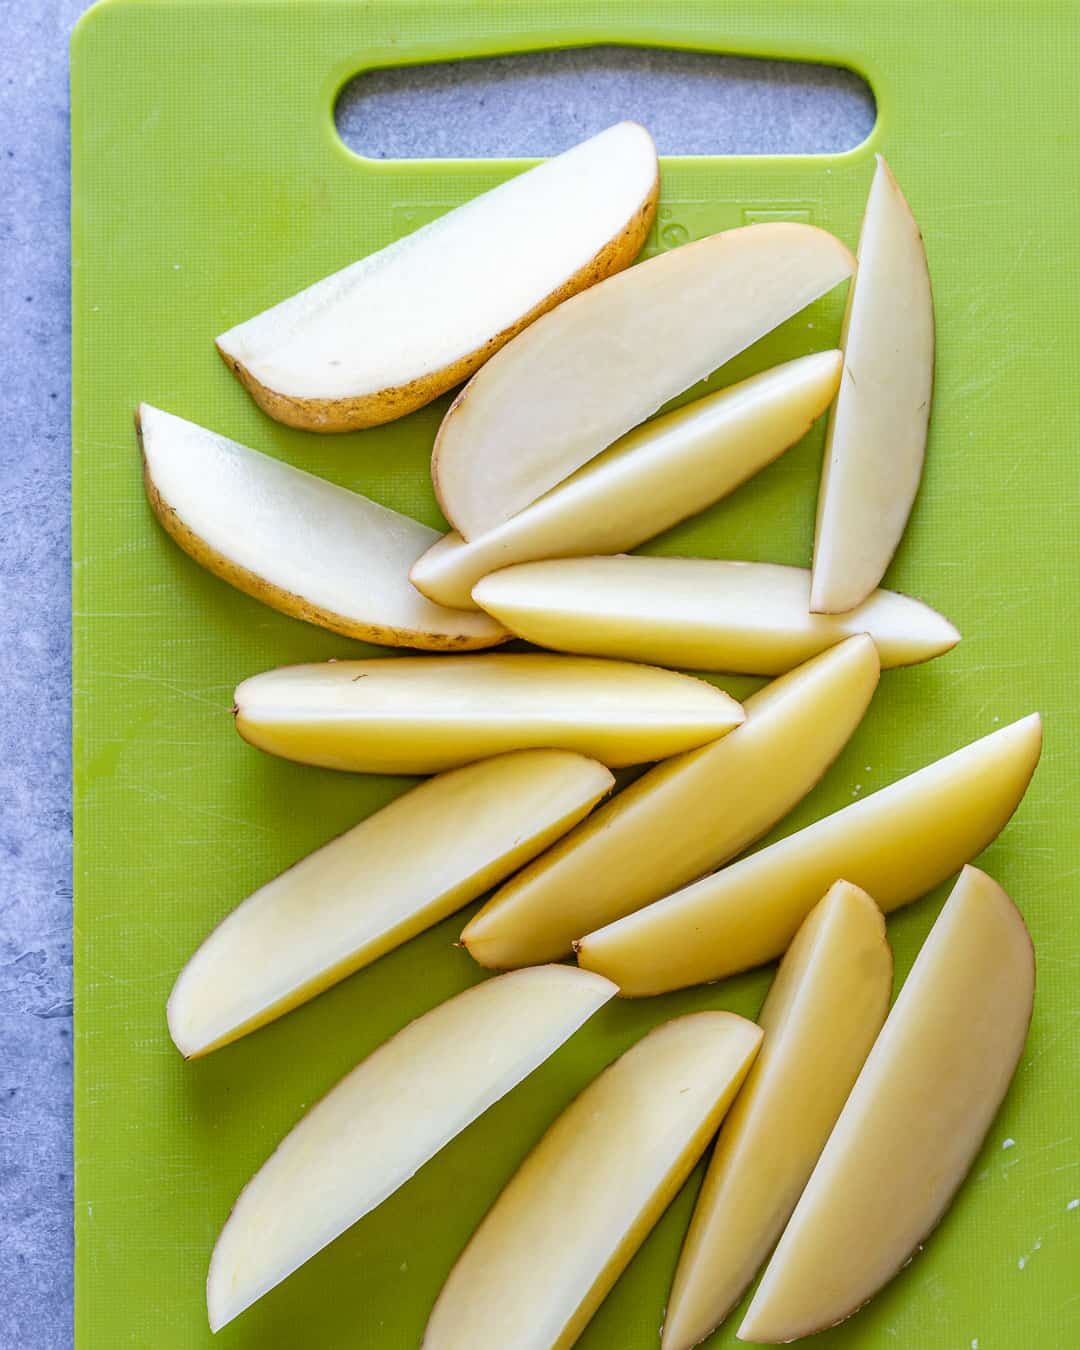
[
  {"left": 137, "top": 404, "right": 506, "bottom": 650},
  {"left": 577, "top": 714, "right": 1041, "bottom": 995},
  {"left": 215, "top": 122, "right": 658, "bottom": 431},
  {"left": 233, "top": 653, "right": 744, "bottom": 775},
  {"left": 473, "top": 556, "right": 959, "bottom": 674},
  {"left": 811, "top": 156, "right": 935, "bottom": 613},
  {"left": 433, "top": 222, "right": 855, "bottom": 539},
  {"left": 740, "top": 867, "right": 1033, "bottom": 1342},
  {"left": 207, "top": 965, "right": 617, "bottom": 1331},
  {"left": 411, "top": 352, "right": 841, "bottom": 611},
  {"left": 169, "top": 750, "right": 614, "bottom": 1057},
  {"left": 423, "top": 1013, "right": 763, "bottom": 1350}
]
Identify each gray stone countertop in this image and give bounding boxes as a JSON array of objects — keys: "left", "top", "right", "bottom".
[{"left": 0, "top": 6, "right": 871, "bottom": 1343}]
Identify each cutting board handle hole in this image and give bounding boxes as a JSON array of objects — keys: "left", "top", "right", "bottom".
[{"left": 335, "top": 45, "right": 875, "bottom": 159}]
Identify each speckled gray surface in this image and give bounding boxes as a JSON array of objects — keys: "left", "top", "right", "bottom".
[{"left": 0, "top": 10, "right": 870, "bottom": 1344}]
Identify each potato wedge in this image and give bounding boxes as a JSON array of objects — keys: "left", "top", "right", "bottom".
[
  {"left": 462, "top": 637, "right": 878, "bottom": 969},
  {"left": 216, "top": 122, "right": 658, "bottom": 431},
  {"left": 740, "top": 868, "right": 1033, "bottom": 1342},
  {"left": 577, "top": 714, "right": 1041, "bottom": 995},
  {"left": 411, "top": 352, "right": 841, "bottom": 611},
  {"left": 137, "top": 404, "right": 506, "bottom": 650},
  {"left": 423, "top": 1013, "right": 762, "bottom": 1350},
  {"left": 233, "top": 654, "right": 744, "bottom": 775},
  {"left": 433, "top": 222, "right": 854, "bottom": 539},
  {"left": 169, "top": 751, "right": 614, "bottom": 1058},
  {"left": 473, "top": 556, "right": 959, "bottom": 673},
  {"left": 207, "top": 966, "right": 617, "bottom": 1331}
]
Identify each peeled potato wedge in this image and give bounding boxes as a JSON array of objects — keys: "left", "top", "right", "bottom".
[
  {"left": 433, "top": 222, "right": 855, "bottom": 539},
  {"left": 136, "top": 404, "right": 506, "bottom": 650},
  {"left": 740, "top": 867, "right": 1034, "bottom": 1343},
  {"left": 577, "top": 713, "right": 1041, "bottom": 995},
  {"left": 473, "top": 556, "right": 959, "bottom": 674},
  {"left": 215, "top": 122, "right": 658, "bottom": 432},
  {"left": 663, "top": 883, "right": 892, "bottom": 1350},
  {"left": 168, "top": 751, "right": 614, "bottom": 1058},
  {"left": 812, "top": 156, "right": 935, "bottom": 614},
  {"left": 206, "top": 965, "right": 617, "bottom": 1331},
  {"left": 233, "top": 653, "right": 744, "bottom": 775},
  {"left": 422, "top": 1013, "right": 763, "bottom": 1350},
  {"left": 410, "top": 352, "right": 842, "bottom": 611},
  {"left": 462, "top": 637, "right": 879, "bottom": 969}
]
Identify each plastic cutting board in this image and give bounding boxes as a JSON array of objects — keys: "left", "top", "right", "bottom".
[{"left": 71, "top": 1, "right": 1080, "bottom": 1345}]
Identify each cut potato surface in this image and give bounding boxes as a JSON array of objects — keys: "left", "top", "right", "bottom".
[
  {"left": 233, "top": 653, "right": 744, "bottom": 775},
  {"left": 137, "top": 404, "right": 506, "bottom": 650},
  {"left": 577, "top": 713, "right": 1041, "bottom": 994},
  {"left": 207, "top": 965, "right": 617, "bottom": 1331},
  {"left": 663, "top": 883, "right": 892, "bottom": 1350},
  {"left": 812, "top": 156, "right": 935, "bottom": 614},
  {"left": 411, "top": 352, "right": 842, "bottom": 611},
  {"left": 433, "top": 222, "right": 855, "bottom": 539},
  {"left": 216, "top": 122, "right": 658, "bottom": 431},
  {"left": 462, "top": 637, "right": 879, "bottom": 969},
  {"left": 740, "top": 867, "right": 1034, "bottom": 1343},
  {"left": 422, "top": 1013, "right": 762, "bottom": 1350},
  {"left": 473, "top": 556, "right": 959, "bottom": 674},
  {"left": 168, "top": 750, "right": 614, "bottom": 1058}
]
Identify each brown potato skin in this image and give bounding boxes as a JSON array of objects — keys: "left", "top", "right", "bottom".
[
  {"left": 134, "top": 411, "right": 509, "bottom": 651},
  {"left": 217, "top": 171, "right": 660, "bottom": 434}
]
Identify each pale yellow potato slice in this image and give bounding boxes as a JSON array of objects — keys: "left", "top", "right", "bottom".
[
  {"left": 411, "top": 352, "right": 842, "bottom": 611},
  {"left": 168, "top": 750, "right": 614, "bottom": 1058},
  {"left": 811, "top": 156, "right": 935, "bottom": 614},
  {"left": 233, "top": 653, "right": 744, "bottom": 775},
  {"left": 207, "top": 965, "right": 617, "bottom": 1331},
  {"left": 216, "top": 122, "right": 658, "bottom": 432},
  {"left": 663, "top": 882, "right": 892, "bottom": 1350},
  {"left": 473, "top": 556, "right": 959, "bottom": 674},
  {"left": 577, "top": 714, "right": 1041, "bottom": 995},
  {"left": 462, "top": 636, "right": 878, "bottom": 969},
  {"left": 433, "top": 222, "right": 855, "bottom": 539},
  {"left": 422, "top": 1013, "right": 763, "bottom": 1350},
  {"left": 740, "top": 867, "right": 1034, "bottom": 1343},
  {"left": 136, "top": 404, "right": 506, "bottom": 651}
]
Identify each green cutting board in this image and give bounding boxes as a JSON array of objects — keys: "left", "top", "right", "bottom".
[{"left": 71, "top": 1, "right": 1080, "bottom": 1345}]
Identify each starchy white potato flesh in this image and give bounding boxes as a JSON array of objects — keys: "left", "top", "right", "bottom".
[
  {"left": 233, "top": 654, "right": 744, "bottom": 774},
  {"left": 740, "top": 867, "right": 1034, "bottom": 1343},
  {"left": 577, "top": 714, "right": 1041, "bottom": 994},
  {"left": 462, "top": 637, "right": 878, "bottom": 969},
  {"left": 423, "top": 1013, "right": 763, "bottom": 1350},
  {"left": 207, "top": 966, "right": 617, "bottom": 1331},
  {"left": 811, "top": 155, "right": 935, "bottom": 613},
  {"left": 473, "top": 556, "right": 959, "bottom": 674},
  {"left": 169, "top": 750, "right": 614, "bottom": 1057},
  {"left": 433, "top": 222, "right": 855, "bottom": 539},
  {"left": 410, "top": 352, "right": 841, "bottom": 610},
  {"left": 137, "top": 404, "right": 506, "bottom": 649},
  {"left": 215, "top": 122, "right": 659, "bottom": 430}
]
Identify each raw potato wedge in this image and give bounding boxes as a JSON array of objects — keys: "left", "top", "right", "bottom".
[
  {"left": 577, "top": 714, "right": 1041, "bottom": 995},
  {"left": 740, "top": 867, "right": 1034, "bottom": 1343},
  {"left": 663, "top": 883, "right": 892, "bottom": 1350},
  {"left": 215, "top": 122, "right": 658, "bottom": 432},
  {"left": 233, "top": 654, "right": 744, "bottom": 775},
  {"left": 136, "top": 405, "right": 506, "bottom": 651},
  {"left": 411, "top": 352, "right": 842, "bottom": 611},
  {"left": 423, "top": 1013, "right": 763, "bottom": 1350},
  {"left": 811, "top": 156, "right": 935, "bottom": 613},
  {"left": 168, "top": 751, "right": 615, "bottom": 1058},
  {"left": 433, "top": 222, "right": 855, "bottom": 539},
  {"left": 462, "top": 637, "right": 879, "bottom": 969},
  {"left": 473, "top": 556, "right": 959, "bottom": 673},
  {"left": 206, "top": 966, "right": 617, "bottom": 1331}
]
